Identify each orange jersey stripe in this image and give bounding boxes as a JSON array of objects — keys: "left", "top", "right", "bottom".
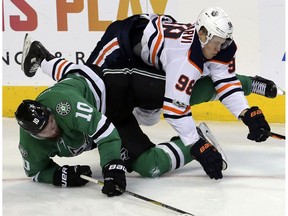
[
  {"left": 151, "top": 18, "right": 163, "bottom": 65},
  {"left": 96, "top": 40, "right": 119, "bottom": 65},
  {"left": 56, "top": 60, "right": 68, "bottom": 81},
  {"left": 163, "top": 105, "right": 190, "bottom": 115},
  {"left": 187, "top": 49, "right": 203, "bottom": 74},
  {"left": 216, "top": 82, "right": 241, "bottom": 94}
]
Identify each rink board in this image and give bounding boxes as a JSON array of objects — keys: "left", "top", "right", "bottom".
[{"left": 3, "top": 85, "right": 285, "bottom": 122}]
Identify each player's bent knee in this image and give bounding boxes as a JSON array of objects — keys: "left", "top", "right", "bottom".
[{"left": 131, "top": 148, "right": 171, "bottom": 178}]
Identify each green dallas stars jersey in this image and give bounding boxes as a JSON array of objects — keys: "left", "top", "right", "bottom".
[{"left": 18, "top": 73, "right": 122, "bottom": 184}]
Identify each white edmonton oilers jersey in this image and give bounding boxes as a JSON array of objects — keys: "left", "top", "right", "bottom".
[{"left": 140, "top": 14, "right": 249, "bottom": 146}]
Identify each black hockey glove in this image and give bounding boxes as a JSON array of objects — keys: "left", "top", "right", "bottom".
[
  {"left": 190, "top": 138, "right": 223, "bottom": 180},
  {"left": 241, "top": 106, "right": 271, "bottom": 142},
  {"left": 102, "top": 159, "right": 127, "bottom": 197},
  {"left": 53, "top": 165, "right": 92, "bottom": 187}
]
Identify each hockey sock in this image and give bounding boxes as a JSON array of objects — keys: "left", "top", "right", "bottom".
[
  {"left": 189, "top": 74, "right": 252, "bottom": 106},
  {"left": 236, "top": 74, "right": 252, "bottom": 95},
  {"left": 131, "top": 138, "right": 193, "bottom": 178}
]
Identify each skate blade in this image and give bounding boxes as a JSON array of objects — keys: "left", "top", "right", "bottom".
[
  {"left": 276, "top": 85, "right": 285, "bottom": 95},
  {"left": 21, "top": 33, "right": 33, "bottom": 72}
]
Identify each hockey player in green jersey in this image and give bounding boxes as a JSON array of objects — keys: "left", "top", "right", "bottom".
[{"left": 15, "top": 42, "right": 126, "bottom": 197}]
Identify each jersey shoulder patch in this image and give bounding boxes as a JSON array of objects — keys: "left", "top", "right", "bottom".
[{"left": 56, "top": 101, "right": 72, "bottom": 116}]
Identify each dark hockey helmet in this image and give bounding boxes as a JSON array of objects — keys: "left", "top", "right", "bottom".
[{"left": 15, "top": 100, "right": 51, "bottom": 135}]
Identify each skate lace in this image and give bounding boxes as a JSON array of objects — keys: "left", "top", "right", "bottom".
[
  {"left": 251, "top": 81, "right": 266, "bottom": 95},
  {"left": 29, "top": 62, "right": 40, "bottom": 74}
]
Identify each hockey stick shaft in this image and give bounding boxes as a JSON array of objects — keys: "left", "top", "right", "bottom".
[
  {"left": 80, "top": 175, "right": 195, "bottom": 216},
  {"left": 268, "top": 131, "right": 285, "bottom": 140},
  {"left": 260, "top": 128, "right": 285, "bottom": 140}
]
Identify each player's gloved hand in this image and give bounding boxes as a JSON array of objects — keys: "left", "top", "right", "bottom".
[
  {"left": 241, "top": 106, "right": 271, "bottom": 142},
  {"left": 190, "top": 138, "right": 223, "bottom": 180},
  {"left": 53, "top": 165, "right": 92, "bottom": 187},
  {"left": 102, "top": 159, "right": 127, "bottom": 197}
]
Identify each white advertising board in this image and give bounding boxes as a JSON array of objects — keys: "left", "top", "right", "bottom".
[{"left": 2, "top": 0, "right": 285, "bottom": 89}]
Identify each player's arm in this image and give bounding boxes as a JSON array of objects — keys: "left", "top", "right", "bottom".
[
  {"left": 19, "top": 130, "right": 91, "bottom": 187},
  {"left": 18, "top": 129, "right": 60, "bottom": 183},
  {"left": 161, "top": 68, "right": 199, "bottom": 146},
  {"left": 68, "top": 96, "right": 126, "bottom": 196},
  {"left": 213, "top": 73, "right": 271, "bottom": 142},
  {"left": 162, "top": 67, "right": 223, "bottom": 180},
  {"left": 20, "top": 150, "right": 59, "bottom": 184},
  {"left": 209, "top": 46, "right": 271, "bottom": 142}
]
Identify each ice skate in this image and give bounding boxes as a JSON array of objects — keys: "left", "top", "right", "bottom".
[
  {"left": 197, "top": 122, "right": 228, "bottom": 170},
  {"left": 250, "top": 76, "right": 279, "bottom": 98},
  {"left": 21, "top": 33, "right": 54, "bottom": 77}
]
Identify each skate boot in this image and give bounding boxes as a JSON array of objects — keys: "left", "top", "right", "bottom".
[
  {"left": 21, "top": 33, "right": 54, "bottom": 77},
  {"left": 250, "top": 76, "right": 277, "bottom": 98},
  {"left": 197, "top": 123, "right": 228, "bottom": 170}
]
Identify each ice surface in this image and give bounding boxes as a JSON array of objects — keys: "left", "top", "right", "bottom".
[{"left": 2, "top": 118, "right": 285, "bottom": 216}]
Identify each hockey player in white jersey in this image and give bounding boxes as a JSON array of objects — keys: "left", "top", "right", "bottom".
[
  {"left": 87, "top": 7, "right": 271, "bottom": 179},
  {"left": 140, "top": 8, "right": 244, "bottom": 146}
]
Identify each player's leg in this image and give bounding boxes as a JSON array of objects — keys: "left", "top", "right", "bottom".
[
  {"left": 21, "top": 33, "right": 54, "bottom": 77},
  {"left": 21, "top": 34, "right": 105, "bottom": 85},
  {"left": 249, "top": 75, "right": 278, "bottom": 98},
  {"left": 86, "top": 15, "right": 145, "bottom": 69},
  {"left": 190, "top": 74, "right": 278, "bottom": 106},
  {"left": 21, "top": 33, "right": 67, "bottom": 80},
  {"left": 235, "top": 74, "right": 278, "bottom": 98},
  {"left": 114, "top": 114, "right": 192, "bottom": 177},
  {"left": 115, "top": 115, "right": 157, "bottom": 171},
  {"left": 86, "top": 20, "right": 130, "bottom": 68},
  {"left": 131, "top": 138, "right": 193, "bottom": 177},
  {"left": 132, "top": 123, "right": 228, "bottom": 178},
  {"left": 103, "top": 69, "right": 135, "bottom": 125}
]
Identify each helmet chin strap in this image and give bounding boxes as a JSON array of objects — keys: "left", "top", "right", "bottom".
[
  {"left": 199, "top": 35, "right": 210, "bottom": 48},
  {"left": 31, "top": 134, "right": 46, "bottom": 140}
]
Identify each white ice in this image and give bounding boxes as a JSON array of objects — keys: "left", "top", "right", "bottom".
[{"left": 2, "top": 118, "right": 286, "bottom": 216}]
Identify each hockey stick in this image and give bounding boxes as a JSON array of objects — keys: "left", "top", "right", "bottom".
[
  {"left": 259, "top": 128, "right": 285, "bottom": 140},
  {"left": 80, "top": 175, "right": 195, "bottom": 216},
  {"left": 265, "top": 130, "right": 285, "bottom": 140}
]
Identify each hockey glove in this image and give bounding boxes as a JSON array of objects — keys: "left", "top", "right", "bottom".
[
  {"left": 190, "top": 138, "right": 223, "bottom": 180},
  {"left": 102, "top": 159, "right": 127, "bottom": 197},
  {"left": 241, "top": 106, "right": 271, "bottom": 142},
  {"left": 53, "top": 165, "right": 92, "bottom": 187}
]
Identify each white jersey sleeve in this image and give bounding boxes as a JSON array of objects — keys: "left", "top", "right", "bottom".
[
  {"left": 141, "top": 14, "right": 204, "bottom": 146},
  {"left": 207, "top": 61, "right": 249, "bottom": 118},
  {"left": 205, "top": 44, "right": 249, "bottom": 117}
]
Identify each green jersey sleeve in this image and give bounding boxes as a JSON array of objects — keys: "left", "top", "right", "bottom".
[{"left": 18, "top": 129, "right": 60, "bottom": 183}]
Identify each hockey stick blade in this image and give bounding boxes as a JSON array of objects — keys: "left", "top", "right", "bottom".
[
  {"left": 198, "top": 122, "right": 228, "bottom": 170},
  {"left": 21, "top": 33, "right": 32, "bottom": 72},
  {"left": 80, "top": 175, "right": 195, "bottom": 216}
]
